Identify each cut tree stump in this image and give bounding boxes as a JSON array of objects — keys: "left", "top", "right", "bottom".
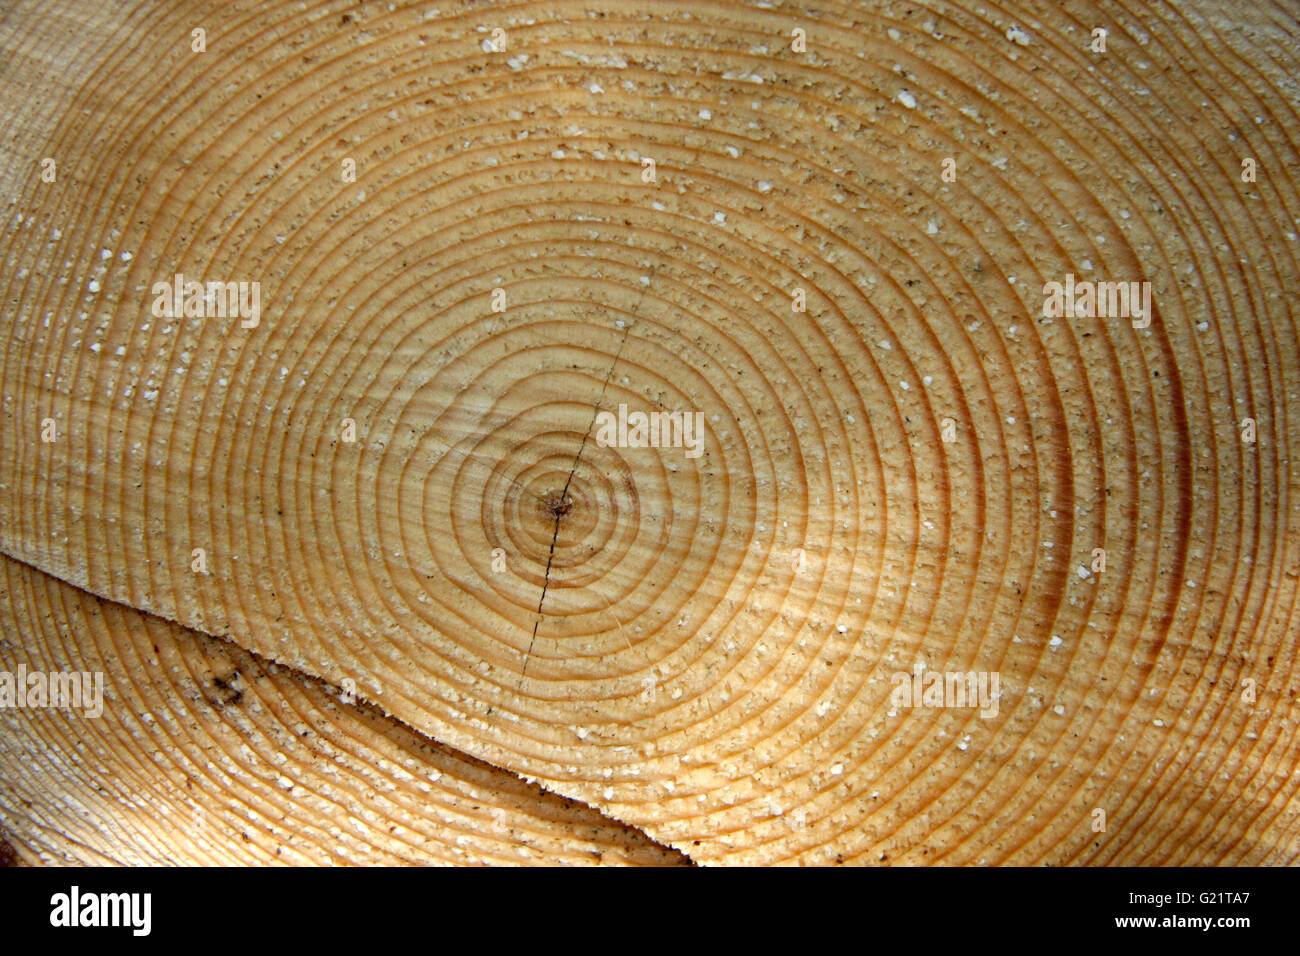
[
  {"left": 0, "top": 554, "right": 688, "bottom": 865},
  {"left": 1, "top": 0, "right": 1297, "bottom": 865}
]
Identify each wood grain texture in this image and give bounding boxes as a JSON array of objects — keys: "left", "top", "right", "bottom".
[
  {"left": 0, "top": 554, "right": 688, "bottom": 865},
  {"left": 1, "top": 0, "right": 1298, "bottom": 864}
]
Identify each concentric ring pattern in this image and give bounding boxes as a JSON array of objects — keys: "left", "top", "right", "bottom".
[
  {"left": 0, "top": 554, "right": 687, "bottom": 865},
  {"left": 1, "top": 0, "right": 1298, "bottom": 864}
]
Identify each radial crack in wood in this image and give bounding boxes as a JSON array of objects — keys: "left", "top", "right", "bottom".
[
  {"left": 1, "top": 0, "right": 1298, "bottom": 864},
  {"left": 0, "top": 553, "right": 691, "bottom": 865}
]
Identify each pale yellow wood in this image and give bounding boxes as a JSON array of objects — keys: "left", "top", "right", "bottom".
[
  {"left": 1, "top": 0, "right": 1298, "bottom": 864},
  {"left": 0, "top": 554, "right": 687, "bottom": 865}
]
